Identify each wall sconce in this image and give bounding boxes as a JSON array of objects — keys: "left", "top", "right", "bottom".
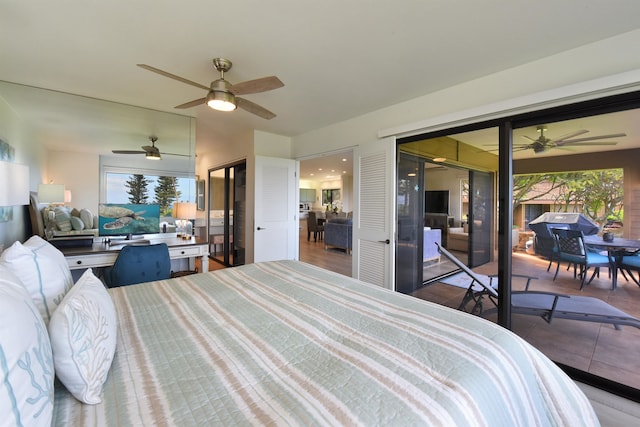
[
  {"left": 37, "top": 183, "right": 66, "bottom": 204},
  {"left": 0, "top": 161, "right": 29, "bottom": 206}
]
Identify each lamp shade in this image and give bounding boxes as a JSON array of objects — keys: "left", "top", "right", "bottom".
[
  {"left": 37, "top": 183, "right": 66, "bottom": 204},
  {"left": 0, "top": 161, "right": 29, "bottom": 206},
  {"left": 173, "top": 202, "right": 196, "bottom": 219}
]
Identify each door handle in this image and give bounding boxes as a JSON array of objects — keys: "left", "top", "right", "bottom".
[
  {"left": 257, "top": 227, "right": 266, "bottom": 230},
  {"left": 378, "top": 239, "right": 390, "bottom": 244}
]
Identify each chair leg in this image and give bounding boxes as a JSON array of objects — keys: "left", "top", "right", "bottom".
[
  {"left": 307, "top": 230, "right": 311, "bottom": 241},
  {"left": 580, "top": 268, "right": 588, "bottom": 290},
  {"left": 553, "top": 260, "right": 561, "bottom": 281}
]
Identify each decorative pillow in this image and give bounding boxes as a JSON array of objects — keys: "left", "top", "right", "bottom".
[
  {"left": 70, "top": 216, "right": 85, "bottom": 231},
  {"left": 49, "top": 269, "right": 117, "bottom": 404},
  {"left": 80, "top": 208, "right": 94, "bottom": 229},
  {"left": 0, "top": 264, "right": 54, "bottom": 427},
  {"left": 54, "top": 207, "right": 72, "bottom": 231},
  {"left": 0, "top": 235, "right": 74, "bottom": 325}
]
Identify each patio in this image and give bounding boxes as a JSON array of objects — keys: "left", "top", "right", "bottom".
[{"left": 413, "top": 250, "right": 640, "bottom": 390}]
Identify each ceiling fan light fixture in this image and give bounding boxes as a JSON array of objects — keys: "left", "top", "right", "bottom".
[
  {"left": 206, "top": 90, "right": 236, "bottom": 112},
  {"left": 145, "top": 151, "right": 161, "bottom": 160}
]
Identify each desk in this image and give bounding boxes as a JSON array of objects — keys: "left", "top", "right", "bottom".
[
  {"left": 60, "top": 236, "right": 209, "bottom": 273},
  {"left": 584, "top": 235, "right": 640, "bottom": 290}
]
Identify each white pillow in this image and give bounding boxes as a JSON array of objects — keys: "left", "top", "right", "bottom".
[
  {"left": 0, "top": 235, "right": 74, "bottom": 325},
  {"left": 80, "top": 208, "right": 94, "bottom": 230},
  {"left": 0, "top": 265, "right": 54, "bottom": 427},
  {"left": 49, "top": 269, "right": 117, "bottom": 404}
]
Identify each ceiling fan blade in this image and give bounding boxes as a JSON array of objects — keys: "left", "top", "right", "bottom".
[
  {"left": 236, "top": 97, "right": 276, "bottom": 119},
  {"left": 555, "top": 133, "right": 626, "bottom": 145},
  {"left": 137, "top": 64, "right": 210, "bottom": 91},
  {"left": 548, "top": 129, "right": 589, "bottom": 143},
  {"left": 175, "top": 98, "right": 206, "bottom": 109},
  {"left": 112, "top": 150, "right": 145, "bottom": 155},
  {"left": 521, "top": 135, "right": 537, "bottom": 142},
  {"left": 557, "top": 142, "right": 619, "bottom": 147},
  {"left": 230, "top": 76, "right": 284, "bottom": 95},
  {"left": 159, "top": 152, "right": 192, "bottom": 157}
]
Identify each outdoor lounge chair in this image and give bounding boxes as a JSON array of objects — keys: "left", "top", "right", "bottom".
[{"left": 434, "top": 242, "right": 640, "bottom": 330}]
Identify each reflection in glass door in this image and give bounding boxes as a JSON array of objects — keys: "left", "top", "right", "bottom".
[
  {"left": 208, "top": 162, "right": 246, "bottom": 267},
  {"left": 468, "top": 170, "right": 493, "bottom": 267},
  {"left": 396, "top": 153, "right": 424, "bottom": 293}
]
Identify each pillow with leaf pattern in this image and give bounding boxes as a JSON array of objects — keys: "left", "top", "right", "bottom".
[{"left": 48, "top": 269, "right": 117, "bottom": 404}]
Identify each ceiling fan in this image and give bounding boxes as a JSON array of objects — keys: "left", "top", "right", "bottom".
[
  {"left": 137, "top": 58, "right": 284, "bottom": 119},
  {"left": 112, "top": 136, "right": 190, "bottom": 160},
  {"left": 515, "top": 126, "right": 626, "bottom": 154}
]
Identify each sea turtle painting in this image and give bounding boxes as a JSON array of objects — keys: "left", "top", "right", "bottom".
[{"left": 99, "top": 204, "right": 146, "bottom": 230}]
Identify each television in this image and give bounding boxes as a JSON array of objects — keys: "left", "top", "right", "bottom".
[
  {"left": 425, "top": 190, "right": 449, "bottom": 214},
  {"left": 98, "top": 203, "right": 161, "bottom": 237}
]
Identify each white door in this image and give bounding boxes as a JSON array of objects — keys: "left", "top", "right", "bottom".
[
  {"left": 353, "top": 136, "right": 396, "bottom": 290},
  {"left": 254, "top": 156, "right": 299, "bottom": 262}
]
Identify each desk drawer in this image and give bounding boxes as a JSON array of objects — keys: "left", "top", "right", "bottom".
[
  {"left": 66, "top": 253, "right": 117, "bottom": 270},
  {"left": 169, "top": 245, "right": 206, "bottom": 259}
]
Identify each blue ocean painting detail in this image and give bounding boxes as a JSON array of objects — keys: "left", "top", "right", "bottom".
[{"left": 98, "top": 203, "right": 161, "bottom": 236}]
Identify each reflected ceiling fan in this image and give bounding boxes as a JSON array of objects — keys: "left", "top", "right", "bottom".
[
  {"left": 112, "top": 136, "right": 190, "bottom": 160},
  {"left": 515, "top": 126, "right": 626, "bottom": 154},
  {"left": 137, "top": 58, "right": 284, "bottom": 119}
]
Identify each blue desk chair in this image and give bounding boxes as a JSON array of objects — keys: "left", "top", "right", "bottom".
[{"left": 104, "top": 243, "right": 171, "bottom": 288}]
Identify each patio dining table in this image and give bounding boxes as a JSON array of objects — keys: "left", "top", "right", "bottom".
[{"left": 584, "top": 235, "right": 640, "bottom": 290}]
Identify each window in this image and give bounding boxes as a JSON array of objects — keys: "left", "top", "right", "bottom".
[
  {"left": 104, "top": 170, "right": 195, "bottom": 217},
  {"left": 322, "top": 189, "right": 341, "bottom": 206}
]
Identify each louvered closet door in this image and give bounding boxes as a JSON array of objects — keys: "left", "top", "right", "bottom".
[{"left": 353, "top": 136, "right": 396, "bottom": 290}]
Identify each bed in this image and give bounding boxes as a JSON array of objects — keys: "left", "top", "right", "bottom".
[{"left": 45, "top": 260, "right": 599, "bottom": 426}]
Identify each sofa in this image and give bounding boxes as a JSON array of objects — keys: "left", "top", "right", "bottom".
[
  {"left": 324, "top": 217, "right": 352, "bottom": 254},
  {"left": 28, "top": 192, "right": 98, "bottom": 240},
  {"left": 448, "top": 227, "right": 468, "bottom": 252}
]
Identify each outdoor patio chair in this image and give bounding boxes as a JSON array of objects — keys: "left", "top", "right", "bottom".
[
  {"left": 435, "top": 242, "right": 640, "bottom": 330},
  {"left": 551, "top": 228, "right": 611, "bottom": 290},
  {"left": 619, "top": 251, "right": 640, "bottom": 287}
]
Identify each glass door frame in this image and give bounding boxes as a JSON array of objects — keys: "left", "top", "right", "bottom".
[{"left": 208, "top": 160, "right": 246, "bottom": 267}]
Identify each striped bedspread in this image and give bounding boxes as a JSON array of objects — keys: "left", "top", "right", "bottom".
[{"left": 53, "top": 260, "right": 599, "bottom": 426}]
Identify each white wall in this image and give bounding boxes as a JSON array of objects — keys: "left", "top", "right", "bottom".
[
  {"left": 50, "top": 151, "right": 100, "bottom": 214},
  {"left": 0, "top": 95, "right": 46, "bottom": 247},
  {"left": 291, "top": 30, "right": 640, "bottom": 158}
]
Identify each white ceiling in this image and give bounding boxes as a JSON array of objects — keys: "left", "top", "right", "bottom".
[{"left": 1, "top": 1, "right": 639, "bottom": 174}]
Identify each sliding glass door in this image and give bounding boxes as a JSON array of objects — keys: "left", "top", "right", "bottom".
[{"left": 396, "top": 91, "right": 640, "bottom": 399}]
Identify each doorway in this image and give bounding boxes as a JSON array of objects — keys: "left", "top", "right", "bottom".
[
  {"left": 208, "top": 161, "right": 246, "bottom": 267},
  {"left": 298, "top": 150, "right": 354, "bottom": 274}
]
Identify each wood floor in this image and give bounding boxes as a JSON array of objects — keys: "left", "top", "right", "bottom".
[
  {"left": 209, "top": 228, "right": 640, "bottom": 391},
  {"left": 298, "top": 226, "right": 352, "bottom": 277}
]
